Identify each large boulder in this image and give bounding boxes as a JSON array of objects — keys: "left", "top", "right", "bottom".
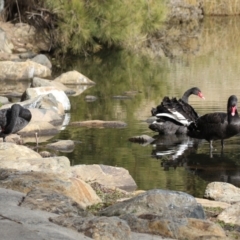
[
  {"left": 0, "top": 155, "right": 71, "bottom": 176},
  {"left": 100, "top": 189, "right": 205, "bottom": 219},
  {"left": 99, "top": 189, "right": 226, "bottom": 239},
  {"left": 0, "top": 169, "right": 102, "bottom": 208},
  {"left": 0, "top": 188, "right": 91, "bottom": 240},
  {"left": 22, "top": 86, "right": 71, "bottom": 111},
  {"left": 0, "top": 60, "right": 51, "bottom": 80},
  {"left": 204, "top": 182, "right": 240, "bottom": 204},
  {"left": 0, "top": 142, "right": 41, "bottom": 161}
]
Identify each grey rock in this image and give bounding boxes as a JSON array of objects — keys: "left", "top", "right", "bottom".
[
  {"left": 21, "top": 188, "right": 93, "bottom": 217},
  {"left": 46, "top": 140, "right": 75, "bottom": 152},
  {"left": 99, "top": 189, "right": 205, "bottom": 219},
  {"left": 50, "top": 215, "right": 132, "bottom": 240},
  {"left": 0, "top": 188, "right": 91, "bottom": 240},
  {"left": 31, "top": 54, "right": 52, "bottom": 69}
]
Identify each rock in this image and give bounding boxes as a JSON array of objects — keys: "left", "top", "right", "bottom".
[
  {"left": 85, "top": 95, "right": 97, "bottom": 102},
  {"left": 20, "top": 94, "right": 65, "bottom": 115},
  {"left": 0, "top": 96, "right": 9, "bottom": 105},
  {"left": 100, "top": 189, "right": 205, "bottom": 219},
  {"left": 21, "top": 188, "right": 93, "bottom": 217},
  {"left": 71, "top": 164, "right": 137, "bottom": 191},
  {"left": 0, "top": 142, "right": 41, "bottom": 161},
  {"left": 0, "top": 60, "right": 51, "bottom": 80},
  {"left": 70, "top": 120, "right": 127, "bottom": 128},
  {"left": 0, "top": 28, "right": 13, "bottom": 53},
  {"left": 31, "top": 54, "right": 52, "bottom": 69},
  {"left": 0, "top": 156, "right": 71, "bottom": 176},
  {"left": 0, "top": 169, "right": 102, "bottom": 208},
  {"left": 31, "top": 77, "right": 76, "bottom": 95},
  {"left": 54, "top": 70, "right": 96, "bottom": 85},
  {"left": 28, "top": 108, "right": 64, "bottom": 126},
  {"left": 121, "top": 214, "right": 226, "bottom": 239},
  {"left": 0, "top": 22, "right": 50, "bottom": 53},
  {"left": 46, "top": 140, "right": 75, "bottom": 152},
  {"left": 19, "top": 52, "right": 37, "bottom": 59},
  {"left": 0, "top": 187, "right": 91, "bottom": 240},
  {"left": 217, "top": 202, "right": 240, "bottom": 225},
  {"left": 195, "top": 198, "right": 231, "bottom": 209},
  {"left": 50, "top": 215, "right": 132, "bottom": 240},
  {"left": 204, "top": 182, "right": 240, "bottom": 204},
  {"left": 22, "top": 86, "right": 71, "bottom": 111}
]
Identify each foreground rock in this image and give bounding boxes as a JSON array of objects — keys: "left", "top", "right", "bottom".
[
  {"left": 99, "top": 189, "right": 225, "bottom": 239},
  {"left": 0, "top": 188, "right": 91, "bottom": 240},
  {"left": 0, "top": 142, "right": 41, "bottom": 161},
  {"left": 0, "top": 169, "right": 101, "bottom": 208}
]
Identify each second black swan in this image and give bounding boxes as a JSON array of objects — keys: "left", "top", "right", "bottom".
[
  {"left": 187, "top": 95, "right": 240, "bottom": 149},
  {"left": 149, "top": 87, "right": 205, "bottom": 135},
  {"left": 0, "top": 104, "right": 32, "bottom": 142}
]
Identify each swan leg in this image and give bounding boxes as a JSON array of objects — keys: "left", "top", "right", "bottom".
[{"left": 209, "top": 140, "right": 213, "bottom": 149}]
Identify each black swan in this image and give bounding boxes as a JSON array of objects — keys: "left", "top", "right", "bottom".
[
  {"left": 0, "top": 104, "right": 32, "bottom": 142},
  {"left": 149, "top": 87, "right": 205, "bottom": 135},
  {"left": 187, "top": 95, "right": 240, "bottom": 149}
]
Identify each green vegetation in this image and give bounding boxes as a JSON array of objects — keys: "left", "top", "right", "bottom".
[
  {"left": 5, "top": 0, "right": 167, "bottom": 55},
  {"left": 46, "top": 0, "right": 167, "bottom": 54},
  {"left": 87, "top": 182, "right": 134, "bottom": 215}
]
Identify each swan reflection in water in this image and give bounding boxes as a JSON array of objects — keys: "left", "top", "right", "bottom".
[
  {"left": 129, "top": 133, "right": 240, "bottom": 188},
  {"left": 150, "top": 135, "right": 201, "bottom": 170}
]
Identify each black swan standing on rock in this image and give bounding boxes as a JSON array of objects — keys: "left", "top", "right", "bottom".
[
  {"left": 0, "top": 104, "right": 32, "bottom": 142},
  {"left": 149, "top": 87, "right": 205, "bottom": 135},
  {"left": 187, "top": 95, "right": 240, "bottom": 150}
]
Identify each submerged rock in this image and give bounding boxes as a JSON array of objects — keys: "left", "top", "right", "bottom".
[{"left": 70, "top": 120, "right": 127, "bottom": 128}]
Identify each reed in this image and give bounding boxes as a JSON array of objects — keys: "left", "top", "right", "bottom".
[{"left": 202, "top": 0, "right": 240, "bottom": 15}]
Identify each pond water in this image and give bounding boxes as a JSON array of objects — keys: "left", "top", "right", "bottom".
[{"left": 22, "top": 17, "right": 240, "bottom": 197}]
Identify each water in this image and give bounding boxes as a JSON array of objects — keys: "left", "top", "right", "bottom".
[{"left": 14, "top": 17, "right": 240, "bottom": 197}]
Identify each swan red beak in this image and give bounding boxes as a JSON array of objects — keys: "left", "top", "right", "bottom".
[
  {"left": 231, "top": 106, "right": 236, "bottom": 116},
  {"left": 198, "top": 92, "right": 205, "bottom": 100}
]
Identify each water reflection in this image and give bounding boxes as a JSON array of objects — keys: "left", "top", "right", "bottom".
[{"left": 147, "top": 134, "right": 240, "bottom": 188}]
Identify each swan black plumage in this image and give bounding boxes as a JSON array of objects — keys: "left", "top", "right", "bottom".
[
  {"left": 187, "top": 95, "right": 240, "bottom": 149},
  {"left": 0, "top": 104, "right": 32, "bottom": 142},
  {"left": 149, "top": 87, "right": 205, "bottom": 135}
]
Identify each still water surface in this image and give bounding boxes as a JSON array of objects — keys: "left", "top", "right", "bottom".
[{"left": 48, "top": 17, "right": 240, "bottom": 197}]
